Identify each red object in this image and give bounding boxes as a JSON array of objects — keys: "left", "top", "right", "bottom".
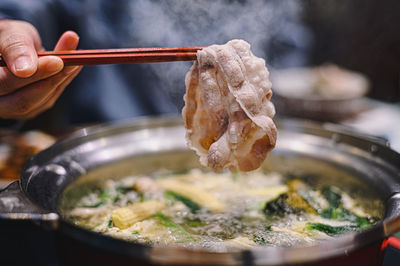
[
  {"left": 381, "top": 237, "right": 400, "bottom": 254},
  {"left": 0, "top": 47, "right": 204, "bottom": 66},
  {"left": 387, "top": 237, "right": 400, "bottom": 250},
  {"left": 381, "top": 237, "right": 400, "bottom": 266}
]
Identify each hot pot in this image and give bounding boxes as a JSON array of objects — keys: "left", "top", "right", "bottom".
[{"left": 0, "top": 116, "right": 400, "bottom": 266}]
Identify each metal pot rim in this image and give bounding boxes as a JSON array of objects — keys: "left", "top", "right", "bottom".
[{"left": 5, "top": 116, "right": 400, "bottom": 265}]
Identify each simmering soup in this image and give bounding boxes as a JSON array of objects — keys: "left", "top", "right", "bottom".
[{"left": 64, "top": 169, "right": 380, "bottom": 252}]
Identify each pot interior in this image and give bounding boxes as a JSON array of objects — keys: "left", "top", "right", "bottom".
[{"left": 58, "top": 149, "right": 384, "bottom": 219}]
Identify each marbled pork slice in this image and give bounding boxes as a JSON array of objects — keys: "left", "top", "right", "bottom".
[{"left": 182, "top": 39, "right": 277, "bottom": 171}]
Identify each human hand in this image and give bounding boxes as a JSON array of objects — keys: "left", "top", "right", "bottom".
[{"left": 0, "top": 19, "right": 82, "bottom": 119}]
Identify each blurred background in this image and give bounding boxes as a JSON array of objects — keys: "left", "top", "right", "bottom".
[
  {"left": 304, "top": 0, "right": 400, "bottom": 102},
  {"left": 0, "top": 0, "right": 398, "bottom": 127}
]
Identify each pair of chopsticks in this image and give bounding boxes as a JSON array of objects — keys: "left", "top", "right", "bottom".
[{"left": 0, "top": 47, "right": 204, "bottom": 67}]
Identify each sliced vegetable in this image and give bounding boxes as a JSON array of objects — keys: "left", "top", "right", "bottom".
[
  {"left": 158, "top": 179, "right": 225, "bottom": 212},
  {"left": 165, "top": 190, "right": 200, "bottom": 213},
  {"left": 111, "top": 200, "right": 165, "bottom": 229}
]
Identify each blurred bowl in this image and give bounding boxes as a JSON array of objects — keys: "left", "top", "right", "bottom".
[{"left": 271, "top": 64, "right": 369, "bottom": 122}]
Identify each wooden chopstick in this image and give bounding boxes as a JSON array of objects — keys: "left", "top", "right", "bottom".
[{"left": 0, "top": 47, "right": 204, "bottom": 67}]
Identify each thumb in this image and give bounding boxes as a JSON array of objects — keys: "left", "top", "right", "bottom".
[{"left": 0, "top": 20, "right": 42, "bottom": 78}]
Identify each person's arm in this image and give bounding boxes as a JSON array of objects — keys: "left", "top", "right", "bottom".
[{"left": 0, "top": 19, "right": 82, "bottom": 119}]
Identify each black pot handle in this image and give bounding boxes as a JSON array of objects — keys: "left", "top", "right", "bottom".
[{"left": 0, "top": 181, "right": 59, "bottom": 230}]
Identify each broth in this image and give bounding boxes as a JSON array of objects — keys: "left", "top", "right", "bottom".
[{"left": 63, "top": 168, "right": 381, "bottom": 252}]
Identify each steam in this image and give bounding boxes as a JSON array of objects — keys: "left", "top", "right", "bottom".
[{"left": 125, "top": 0, "right": 309, "bottom": 110}]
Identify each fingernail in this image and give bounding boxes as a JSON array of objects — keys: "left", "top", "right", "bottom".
[{"left": 14, "top": 56, "right": 33, "bottom": 72}]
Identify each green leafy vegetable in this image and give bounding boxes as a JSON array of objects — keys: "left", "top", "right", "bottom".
[
  {"left": 155, "top": 212, "right": 195, "bottom": 242},
  {"left": 263, "top": 192, "right": 316, "bottom": 216},
  {"left": 165, "top": 190, "right": 201, "bottom": 213},
  {"left": 319, "top": 186, "right": 374, "bottom": 229},
  {"left": 264, "top": 194, "right": 298, "bottom": 216},
  {"left": 320, "top": 207, "right": 372, "bottom": 229},
  {"left": 83, "top": 200, "right": 106, "bottom": 208},
  {"left": 321, "top": 186, "right": 341, "bottom": 208},
  {"left": 306, "top": 222, "right": 359, "bottom": 236}
]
